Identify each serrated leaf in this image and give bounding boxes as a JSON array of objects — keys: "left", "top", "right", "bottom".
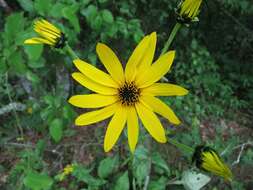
[
  {"left": 23, "top": 171, "right": 53, "bottom": 190},
  {"left": 113, "top": 171, "right": 129, "bottom": 190},
  {"left": 49, "top": 118, "right": 63, "bottom": 142},
  {"left": 98, "top": 155, "right": 119, "bottom": 179}
]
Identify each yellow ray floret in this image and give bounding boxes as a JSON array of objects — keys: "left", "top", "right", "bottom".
[
  {"left": 24, "top": 19, "right": 66, "bottom": 48},
  {"left": 69, "top": 32, "right": 189, "bottom": 153},
  {"left": 192, "top": 146, "right": 233, "bottom": 181}
]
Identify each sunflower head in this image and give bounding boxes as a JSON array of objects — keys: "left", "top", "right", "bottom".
[
  {"left": 24, "top": 19, "right": 66, "bottom": 48},
  {"left": 192, "top": 145, "right": 233, "bottom": 181},
  {"left": 69, "top": 32, "right": 188, "bottom": 153},
  {"left": 176, "top": 0, "right": 203, "bottom": 24}
]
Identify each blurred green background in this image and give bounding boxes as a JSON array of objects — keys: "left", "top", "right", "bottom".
[{"left": 0, "top": 0, "right": 252, "bottom": 189}]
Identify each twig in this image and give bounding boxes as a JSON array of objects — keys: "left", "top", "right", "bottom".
[
  {"left": 143, "top": 175, "right": 150, "bottom": 190},
  {"left": 232, "top": 141, "right": 253, "bottom": 166}
]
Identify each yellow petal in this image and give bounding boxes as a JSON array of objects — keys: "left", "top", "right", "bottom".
[
  {"left": 135, "top": 51, "right": 175, "bottom": 88},
  {"left": 72, "top": 72, "right": 118, "bottom": 95},
  {"left": 35, "top": 19, "right": 61, "bottom": 34},
  {"left": 125, "top": 35, "right": 150, "bottom": 82},
  {"left": 75, "top": 103, "right": 117, "bottom": 126},
  {"left": 138, "top": 32, "right": 157, "bottom": 71},
  {"left": 24, "top": 37, "right": 54, "bottom": 45},
  {"left": 73, "top": 59, "right": 118, "bottom": 88},
  {"left": 68, "top": 94, "right": 117, "bottom": 108},
  {"left": 96, "top": 43, "right": 125, "bottom": 84},
  {"left": 104, "top": 105, "right": 127, "bottom": 152},
  {"left": 127, "top": 107, "right": 139, "bottom": 153},
  {"left": 142, "top": 83, "right": 188, "bottom": 96},
  {"left": 135, "top": 102, "right": 166, "bottom": 143},
  {"left": 141, "top": 96, "right": 180, "bottom": 125}
]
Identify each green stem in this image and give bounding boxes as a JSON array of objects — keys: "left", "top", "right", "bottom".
[
  {"left": 65, "top": 43, "right": 78, "bottom": 60},
  {"left": 168, "top": 138, "right": 194, "bottom": 155},
  {"left": 160, "top": 23, "right": 182, "bottom": 56}
]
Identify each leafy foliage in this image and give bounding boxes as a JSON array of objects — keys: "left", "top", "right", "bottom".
[{"left": 0, "top": 0, "right": 252, "bottom": 189}]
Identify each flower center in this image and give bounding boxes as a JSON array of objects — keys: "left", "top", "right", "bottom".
[{"left": 118, "top": 82, "right": 140, "bottom": 106}]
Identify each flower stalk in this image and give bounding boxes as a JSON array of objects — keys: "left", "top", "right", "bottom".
[{"left": 160, "top": 23, "right": 182, "bottom": 56}]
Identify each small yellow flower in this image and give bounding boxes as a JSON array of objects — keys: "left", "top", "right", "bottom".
[
  {"left": 192, "top": 146, "right": 233, "bottom": 181},
  {"left": 63, "top": 164, "right": 74, "bottom": 175},
  {"left": 24, "top": 19, "right": 66, "bottom": 48},
  {"left": 58, "top": 164, "right": 74, "bottom": 181},
  {"left": 27, "top": 107, "right": 33, "bottom": 114},
  {"left": 69, "top": 32, "right": 188, "bottom": 153},
  {"left": 177, "top": 0, "right": 203, "bottom": 23}
]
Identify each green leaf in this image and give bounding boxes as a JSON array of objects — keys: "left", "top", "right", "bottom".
[
  {"left": 24, "top": 44, "right": 43, "bottom": 61},
  {"left": 4, "top": 13, "right": 25, "bottom": 44},
  {"left": 0, "top": 58, "right": 7, "bottom": 74},
  {"left": 34, "top": 0, "right": 52, "bottom": 16},
  {"left": 101, "top": 10, "right": 114, "bottom": 24},
  {"left": 26, "top": 70, "right": 41, "bottom": 84},
  {"left": 49, "top": 2, "right": 65, "bottom": 18},
  {"left": 62, "top": 5, "right": 80, "bottom": 33},
  {"left": 113, "top": 171, "right": 129, "bottom": 190},
  {"left": 49, "top": 118, "right": 63, "bottom": 142},
  {"left": 148, "top": 176, "right": 167, "bottom": 190},
  {"left": 73, "top": 165, "right": 106, "bottom": 187},
  {"left": 8, "top": 52, "right": 27, "bottom": 74},
  {"left": 23, "top": 171, "right": 53, "bottom": 190},
  {"left": 151, "top": 152, "right": 170, "bottom": 174},
  {"left": 91, "top": 14, "right": 103, "bottom": 30},
  {"left": 98, "top": 155, "right": 119, "bottom": 179},
  {"left": 81, "top": 5, "right": 97, "bottom": 23},
  {"left": 17, "top": 0, "right": 34, "bottom": 12}
]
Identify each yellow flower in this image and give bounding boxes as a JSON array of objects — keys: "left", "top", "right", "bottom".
[
  {"left": 58, "top": 164, "right": 74, "bottom": 181},
  {"left": 24, "top": 19, "right": 66, "bottom": 48},
  {"left": 63, "top": 164, "right": 74, "bottom": 175},
  {"left": 192, "top": 146, "right": 233, "bottom": 181},
  {"left": 69, "top": 32, "right": 188, "bottom": 152},
  {"left": 177, "top": 0, "right": 203, "bottom": 23}
]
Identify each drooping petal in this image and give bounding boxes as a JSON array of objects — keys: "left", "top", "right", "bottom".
[
  {"left": 96, "top": 43, "right": 125, "bottom": 84},
  {"left": 104, "top": 105, "right": 127, "bottom": 152},
  {"left": 73, "top": 59, "right": 118, "bottom": 88},
  {"left": 75, "top": 103, "right": 117, "bottom": 126},
  {"left": 135, "top": 102, "right": 167, "bottom": 143},
  {"left": 141, "top": 96, "right": 180, "bottom": 125},
  {"left": 72, "top": 72, "right": 118, "bottom": 95},
  {"left": 68, "top": 94, "right": 117, "bottom": 108},
  {"left": 138, "top": 32, "right": 157, "bottom": 71},
  {"left": 125, "top": 35, "right": 150, "bottom": 82},
  {"left": 135, "top": 51, "right": 175, "bottom": 88},
  {"left": 24, "top": 37, "right": 54, "bottom": 45},
  {"left": 127, "top": 106, "right": 139, "bottom": 153},
  {"left": 142, "top": 83, "right": 188, "bottom": 96}
]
